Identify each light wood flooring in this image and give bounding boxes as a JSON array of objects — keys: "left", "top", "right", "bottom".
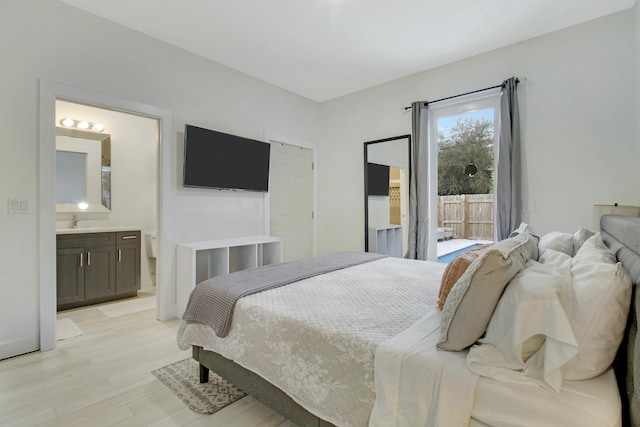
[{"left": 0, "top": 297, "right": 297, "bottom": 427}]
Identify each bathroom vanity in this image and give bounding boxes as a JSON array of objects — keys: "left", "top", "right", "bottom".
[{"left": 56, "top": 227, "right": 141, "bottom": 311}]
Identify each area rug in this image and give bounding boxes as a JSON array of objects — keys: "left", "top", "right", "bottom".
[
  {"left": 97, "top": 295, "right": 155, "bottom": 318},
  {"left": 151, "top": 357, "right": 246, "bottom": 414},
  {"left": 56, "top": 318, "right": 82, "bottom": 340}
]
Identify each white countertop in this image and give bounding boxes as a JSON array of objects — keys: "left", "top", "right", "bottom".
[{"left": 56, "top": 226, "right": 141, "bottom": 235}]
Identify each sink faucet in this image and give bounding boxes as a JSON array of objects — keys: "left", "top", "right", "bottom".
[{"left": 72, "top": 214, "right": 79, "bottom": 229}]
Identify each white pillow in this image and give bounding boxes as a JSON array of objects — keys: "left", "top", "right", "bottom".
[
  {"left": 438, "top": 233, "right": 537, "bottom": 351},
  {"left": 539, "top": 248, "right": 572, "bottom": 268},
  {"left": 538, "top": 249, "right": 573, "bottom": 300},
  {"left": 563, "top": 235, "right": 632, "bottom": 380},
  {"left": 572, "top": 227, "right": 595, "bottom": 256},
  {"left": 538, "top": 231, "right": 574, "bottom": 257},
  {"left": 572, "top": 232, "right": 616, "bottom": 264},
  {"left": 466, "top": 260, "right": 577, "bottom": 393}
]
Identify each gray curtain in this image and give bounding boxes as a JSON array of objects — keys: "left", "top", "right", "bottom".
[
  {"left": 408, "top": 101, "right": 429, "bottom": 260},
  {"left": 495, "top": 77, "right": 521, "bottom": 240}
]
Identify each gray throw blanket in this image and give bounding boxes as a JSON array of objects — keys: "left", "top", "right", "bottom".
[{"left": 182, "top": 251, "right": 387, "bottom": 337}]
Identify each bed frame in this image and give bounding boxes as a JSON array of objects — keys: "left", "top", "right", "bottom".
[
  {"left": 193, "top": 345, "right": 334, "bottom": 426},
  {"left": 193, "top": 214, "right": 640, "bottom": 427}
]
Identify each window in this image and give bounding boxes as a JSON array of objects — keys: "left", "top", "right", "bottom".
[{"left": 426, "top": 89, "right": 501, "bottom": 261}]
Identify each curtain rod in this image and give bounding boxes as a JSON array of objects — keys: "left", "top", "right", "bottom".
[{"left": 404, "top": 78, "right": 519, "bottom": 111}]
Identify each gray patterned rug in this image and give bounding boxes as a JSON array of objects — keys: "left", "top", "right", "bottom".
[{"left": 152, "top": 357, "right": 246, "bottom": 414}]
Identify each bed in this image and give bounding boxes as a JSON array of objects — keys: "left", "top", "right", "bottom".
[{"left": 177, "top": 214, "right": 640, "bottom": 426}]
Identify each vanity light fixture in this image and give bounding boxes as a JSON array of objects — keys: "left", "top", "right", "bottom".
[
  {"left": 60, "top": 118, "right": 105, "bottom": 133},
  {"left": 78, "top": 202, "right": 89, "bottom": 210}
]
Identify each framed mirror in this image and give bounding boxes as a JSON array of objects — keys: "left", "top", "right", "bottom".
[
  {"left": 364, "top": 135, "right": 411, "bottom": 257},
  {"left": 56, "top": 127, "right": 111, "bottom": 213}
]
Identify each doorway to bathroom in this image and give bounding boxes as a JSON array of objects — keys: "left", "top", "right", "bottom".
[
  {"left": 40, "top": 81, "right": 172, "bottom": 353},
  {"left": 54, "top": 100, "right": 160, "bottom": 296}
]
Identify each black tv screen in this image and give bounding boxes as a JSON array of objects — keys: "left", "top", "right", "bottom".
[
  {"left": 367, "top": 163, "right": 390, "bottom": 196},
  {"left": 183, "top": 125, "right": 271, "bottom": 192}
]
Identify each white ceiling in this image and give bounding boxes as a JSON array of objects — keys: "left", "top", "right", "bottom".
[{"left": 60, "top": 0, "right": 635, "bottom": 102}]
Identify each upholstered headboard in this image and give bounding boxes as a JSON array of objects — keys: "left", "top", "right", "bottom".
[{"left": 601, "top": 214, "right": 640, "bottom": 427}]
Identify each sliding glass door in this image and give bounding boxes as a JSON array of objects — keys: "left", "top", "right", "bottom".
[{"left": 427, "top": 90, "right": 500, "bottom": 262}]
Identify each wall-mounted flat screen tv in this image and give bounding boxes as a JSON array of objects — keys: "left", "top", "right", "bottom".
[
  {"left": 367, "top": 162, "right": 390, "bottom": 196},
  {"left": 183, "top": 124, "right": 271, "bottom": 192}
]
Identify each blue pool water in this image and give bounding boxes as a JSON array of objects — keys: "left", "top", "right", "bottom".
[{"left": 437, "top": 243, "right": 483, "bottom": 264}]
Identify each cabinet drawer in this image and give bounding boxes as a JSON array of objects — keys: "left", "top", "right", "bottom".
[
  {"left": 116, "top": 231, "right": 141, "bottom": 245},
  {"left": 57, "top": 232, "right": 116, "bottom": 249}
]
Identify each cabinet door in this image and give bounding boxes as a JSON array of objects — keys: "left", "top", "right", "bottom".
[
  {"left": 116, "top": 244, "right": 141, "bottom": 293},
  {"left": 116, "top": 231, "right": 141, "bottom": 294},
  {"left": 84, "top": 246, "right": 116, "bottom": 299},
  {"left": 57, "top": 247, "right": 85, "bottom": 306}
]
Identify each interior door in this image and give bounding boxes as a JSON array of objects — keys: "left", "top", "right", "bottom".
[{"left": 269, "top": 142, "right": 313, "bottom": 261}]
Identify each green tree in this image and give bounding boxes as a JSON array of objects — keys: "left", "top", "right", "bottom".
[{"left": 438, "top": 117, "right": 494, "bottom": 195}]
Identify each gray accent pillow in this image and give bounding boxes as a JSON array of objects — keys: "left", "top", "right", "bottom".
[
  {"left": 508, "top": 222, "right": 539, "bottom": 260},
  {"left": 438, "top": 233, "right": 537, "bottom": 351}
]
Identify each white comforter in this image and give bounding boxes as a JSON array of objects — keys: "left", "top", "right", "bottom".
[{"left": 177, "top": 257, "right": 446, "bottom": 427}]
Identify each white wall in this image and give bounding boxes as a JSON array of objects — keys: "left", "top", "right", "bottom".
[
  {"left": 1, "top": 0, "right": 637, "bottom": 360},
  {"left": 55, "top": 101, "right": 158, "bottom": 288},
  {"left": 317, "top": 9, "right": 638, "bottom": 255},
  {"left": 636, "top": 2, "right": 640, "bottom": 172},
  {"left": 0, "top": 0, "right": 318, "bottom": 359}
]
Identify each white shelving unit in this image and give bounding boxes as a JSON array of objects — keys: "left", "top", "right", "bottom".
[
  {"left": 176, "top": 235, "right": 282, "bottom": 317},
  {"left": 369, "top": 225, "right": 403, "bottom": 258}
]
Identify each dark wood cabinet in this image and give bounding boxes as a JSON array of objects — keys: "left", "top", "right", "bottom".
[
  {"left": 116, "top": 231, "right": 141, "bottom": 294},
  {"left": 56, "top": 230, "right": 140, "bottom": 310},
  {"left": 56, "top": 247, "right": 85, "bottom": 305},
  {"left": 83, "top": 244, "right": 116, "bottom": 300}
]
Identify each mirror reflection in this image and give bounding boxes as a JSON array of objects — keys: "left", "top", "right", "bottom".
[
  {"left": 56, "top": 151, "right": 87, "bottom": 204},
  {"left": 56, "top": 127, "right": 111, "bottom": 212},
  {"left": 364, "top": 135, "right": 411, "bottom": 257}
]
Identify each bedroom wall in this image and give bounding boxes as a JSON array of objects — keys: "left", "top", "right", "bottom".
[
  {"left": 317, "top": 9, "right": 638, "bottom": 254},
  {"left": 0, "top": 0, "right": 318, "bottom": 359},
  {"left": 1, "top": 1, "right": 636, "bottom": 360},
  {"left": 636, "top": 1, "right": 640, "bottom": 176}
]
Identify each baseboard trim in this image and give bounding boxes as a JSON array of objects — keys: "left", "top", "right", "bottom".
[{"left": 0, "top": 336, "right": 38, "bottom": 360}]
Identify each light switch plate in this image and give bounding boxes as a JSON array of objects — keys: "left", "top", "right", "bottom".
[{"left": 8, "top": 197, "right": 28, "bottom": 214}]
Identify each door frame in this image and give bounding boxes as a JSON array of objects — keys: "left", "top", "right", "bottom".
[
  {"left": 264, "top": 133, "right": 318, "bottom": 258},
  {"left": 38, "top": 81, "right": 172, "bottom": 351}
]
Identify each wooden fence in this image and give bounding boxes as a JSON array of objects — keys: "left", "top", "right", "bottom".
[{"left": 438, "top": 194, "right": 494, "bottom": 240}]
